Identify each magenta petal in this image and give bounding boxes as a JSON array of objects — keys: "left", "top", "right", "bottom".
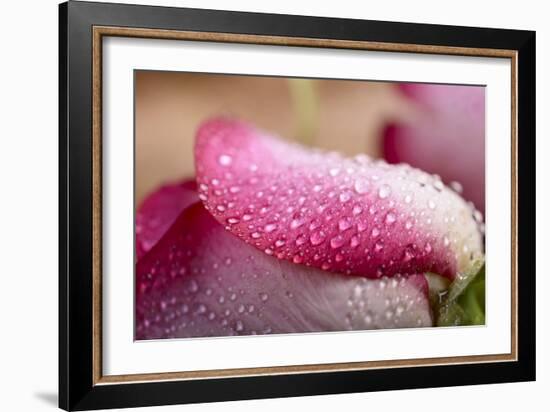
[
  {"left": 194, "top": 118, "right": 482, "bottom": 280},
  {"left": 383, "top": 83, "right": 485, "bottom": 213},
  {"left": 135, "top": 179, "right": 198, "bottom": 260},
  {"left": 136, "top": 202, "right": 432, "bottom": 339}
]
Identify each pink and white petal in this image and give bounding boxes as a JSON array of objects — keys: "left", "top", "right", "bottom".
[
  {"left": 383, "top": 83, "right": 485, "bottom": 213},
  {"left": 136, "top": 203, "right": 432, "bottom": 339},
  {"left": 136, "top": 179, "right": 198, "bottom": 260},
  {"left": 194, "top": 118, "right": 483, "bottom": 280}
]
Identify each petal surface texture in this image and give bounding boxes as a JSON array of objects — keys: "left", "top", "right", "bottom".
[
  {"left": 136, "top": 203, "right": 432, "bottom": 339},
  {"left": 195, "top": 118, "right": 482, "bottom": 280},
  {"left": 383, "top": 84, "right": 485, "bottom": 213},
  {"left": 136, "top": 180, "right": 198, "bottom": 260}
]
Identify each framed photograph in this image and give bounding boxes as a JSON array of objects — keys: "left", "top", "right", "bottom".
[{"left": 59, "top": 1, "right": 535, "bottom": 410}]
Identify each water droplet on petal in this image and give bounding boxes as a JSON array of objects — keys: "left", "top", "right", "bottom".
[
  {"left": 290, "top": 218, "right": 305, "bottom": 229},
  {"left": 274, "top": 239, "right": 286, "bottom": 248},
  {"left": 218, "top": 154, "right": 232, "bottom": 166},
  {"left": 338, "top": 218, "right": 353, "bottom": 231},
  {"left": 354, "top": 179, "right": 370, "bottom": 194},
  {"left": 187, "top": 280, "right": 199, "bottom": 293},
  {"left": 425, "top": 242, "right": 432, "bottom": 254},
  {"left": 339, "top": 191, "right": 352, "bottom": 203},
  {"left": 264, "top": 223, "right": 278, "bottom": 233},
  {"left": 352, "top": 205, "right": 363, "bottom": 215},
  {"left": 450, "top": 181, "right": 463, "bottom": 193},
  {"left": 235, "top": 320, "right": 244, "bottom": 332},
  {"left": 378, "top": 185, "right": 391, "bottom": 199},
  {"left": 310, "top": 230, "right": 326, "bottom": 245},
  {"left": 330, "top": 235, "right": 345, "bottom": 249},
  {"left": 385, "top": 212, "right": 397, "bottom": 225},
  {"left": 292, "top": 255, "right": 303, "bottom": 264}
]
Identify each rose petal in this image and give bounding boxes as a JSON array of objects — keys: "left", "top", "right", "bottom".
[
  {"left": 383, "top": 83, "right": 485, "bottom": 213},
  {"left": 136, "top": 202, "right": 432, "bottom": 339},
  {"left": 195, "top": 118, "right": 482, "bottom": 280},
  {"left": 135, "top": 179, "right": 197, "bottom": 260}
]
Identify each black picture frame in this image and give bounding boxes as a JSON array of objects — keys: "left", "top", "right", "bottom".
[{"left": 59, "top": 1, "right": 536, "bottom": 410}]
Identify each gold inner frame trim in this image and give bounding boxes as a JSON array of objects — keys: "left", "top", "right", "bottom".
[{"left": 92, "top": 25, "right": 518, "bottom": 386}]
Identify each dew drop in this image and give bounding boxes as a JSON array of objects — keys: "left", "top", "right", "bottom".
[
  {"left": 251, "top": 232, "right": 261, "bottom": 239},
  {"left": 187, "top": 280, "right": 199, "bottom": 293},
  {"left": 290, "top": 218, "right": 305, "bottom": 229},
  {"left": 350, "top": 236, "right": 360, "bottom": 248},
  {"left": 216, "top": 204, "right": 226, "bottom": 212},
  {"left": 352, "top": 205, "right": 363, "bottom": 215},
  {"left": 235, "top": 320, "right": 244, "bottom": 332},
  {"left": 404, "top": 194, "right": 412, "bottom": 204},
  {"left": 378, "top": 185, "right": 391, "bottom": 199},
  {"left": 330, "top": 235, "right": 345, "bottom": 249},
  {"left": 424, "top": 242, "right": 432, "bottom": 254},
  {"left": 226, "top": 217, "right": 239, "bottom": 224},
  {"left": 428, "top": 200, "right": 436, "bottom": 209},
  {"left": 473, "top": 210, "right": 483, "bottom": 223},
  {"left": 218, "top": 154, "right": 232, "bottom": 166},
  {"left": 264, "top": 223, "right": 278, "bottom": 233},
  {"left": 195, "top": 303, "right": 207, "bottom": 315},
  {"left": 274, "top": 239, "right": 286, "bottom": 248},
  {"left": 385, "top": 212, "right": 397, "bottom": 225},
  {"left": 402, "top": 246, "right": 415, "bottom": 262},
  {"left": 433, "top": 180, "right": 444, "bottom": 191},
  {"left": 450, "top": 181, "right": 463, "bottom": 193},
  {"left": 295, "top": 235, "right": 307, "bottom": 246},
  {"left": 339, "top": 191, "right": 352, "bottom": 203},
  {"left": 259, "top": 292, "right": 269, "bottom": 302},
  {"left": 354, "top": 179, "right": 370, "bottom": 194},
  {"left": 310, "top": 231, "right": 326, "bottom": 246},
  {"left": 338, "top": 218, "right": 353, "bottom": 231},
  {"left": 371, "top": 227, "right": 380, "bottom": 238}
]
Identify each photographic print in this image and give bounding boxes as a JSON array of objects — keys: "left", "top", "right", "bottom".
[
  {"left": 134, "top": 72, "right": 486, "bottom": 340},
  {"left": 59, "top": 2, "right": 536, "bottom": 408}
]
